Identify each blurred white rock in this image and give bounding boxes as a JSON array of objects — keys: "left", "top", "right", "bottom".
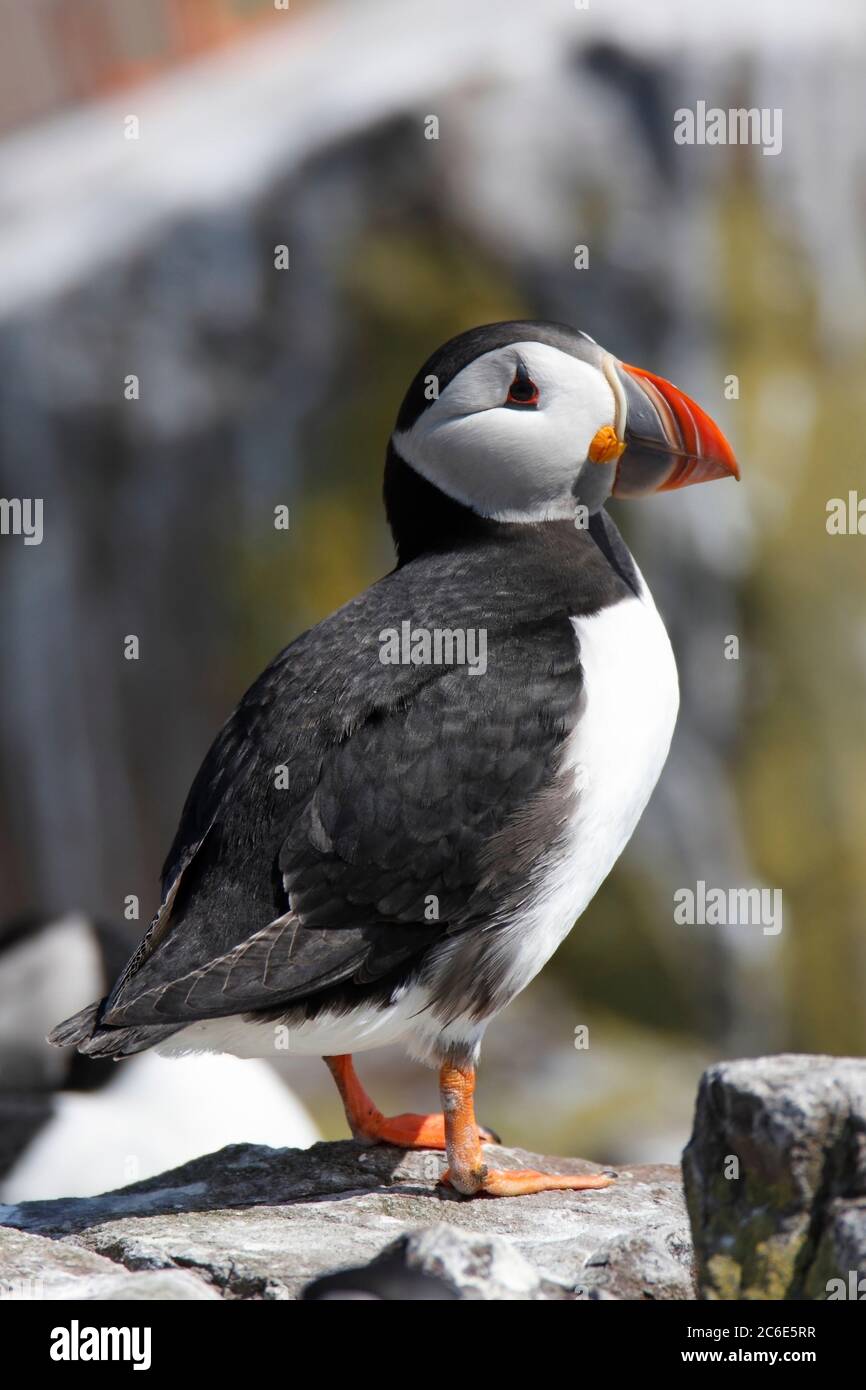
[{"left": 1, "top": 1050, "right": 319, "bottom": 1203}]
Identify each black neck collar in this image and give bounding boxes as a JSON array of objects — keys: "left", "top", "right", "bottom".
[{"left": 384, "top": 443, "right": 507, "bottom": 566}]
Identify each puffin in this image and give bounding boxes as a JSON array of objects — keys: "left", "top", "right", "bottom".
[{"left": 51, "top": 321, "right": 738, "bottom": 1198}]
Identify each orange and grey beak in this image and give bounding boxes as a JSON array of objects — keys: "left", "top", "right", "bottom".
[{"left": 608, "top": 359, "right": 740, "bottom": 497}]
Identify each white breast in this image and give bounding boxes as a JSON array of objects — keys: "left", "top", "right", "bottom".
[{"left": 489, "top": 567, "right": 680, "bottom": 1000}]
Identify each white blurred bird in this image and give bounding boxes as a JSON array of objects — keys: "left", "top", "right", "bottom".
[{"left": 0, "top": 912, "right": 318, "bottom": 1202}]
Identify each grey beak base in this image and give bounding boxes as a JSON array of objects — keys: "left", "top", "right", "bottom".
[{"left": 613, "top": 364, "right": 680, "bottom": 497}]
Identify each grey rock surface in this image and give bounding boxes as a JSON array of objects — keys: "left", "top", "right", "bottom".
[
  {"left": 5, "top": 1056, "right": 864, "bottom": 1300},
  {"left": 682, "top": 1054, "right": 866, "bottom": 1300},
  {"left": 0, "top": 1139, "right": 692, "bottom": 1300},
  {"left": 0, "top": 1225, "right": 219, "bottom": 1300},
  {"left": 396, "top": 1224, "right": 544, "bottom": 1300}
]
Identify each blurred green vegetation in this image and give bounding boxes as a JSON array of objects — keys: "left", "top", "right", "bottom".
[{"left": 724, "top": 181, "right": 866, "bottom": 1055}]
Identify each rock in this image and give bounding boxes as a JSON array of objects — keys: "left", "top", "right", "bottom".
[
  {"left": 400, "top": 1224, "right": 542, "bottom": 1300},
  {"left": 0, "top": 1226, "right": 119, "bottom": 1299},
  {"left": 0, "top": 1140, "right": 692, "bottom": 1300},
  {"left": 0, "top": 1226, "right": 219, "bottom": 1300},
  {"left": 368, "top": 1225, "right": 545, "bottom": 1301},
  {"left": 4, "top": 1056, "right": 864, "bottom": 1300},
  {"left": 78, "top": 1271, "right": 222, "bottom": 1301},
  {"left": 682, "top": 1054, "right": 866, "bottom": 1300}
]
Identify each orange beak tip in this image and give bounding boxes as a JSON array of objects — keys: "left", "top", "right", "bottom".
[{"left": 616, "top": 359, "right": 741, "bottom": 494}]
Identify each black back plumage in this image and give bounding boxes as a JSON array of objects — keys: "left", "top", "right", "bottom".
[{"left": 82, "top": 503, "right": 636, "bottom": 1039}]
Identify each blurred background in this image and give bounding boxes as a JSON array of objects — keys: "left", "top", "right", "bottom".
[{"left": 1, "top": 0, "right": 865, "bottom": 1187}]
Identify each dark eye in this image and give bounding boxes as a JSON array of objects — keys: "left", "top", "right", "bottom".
[{"left": 505, "top": 364, "right": 539, "bottom": 408}]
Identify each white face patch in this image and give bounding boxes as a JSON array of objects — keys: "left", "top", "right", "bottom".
[{"left": 393, "top": 341, "right": 618, "bottom": 521}]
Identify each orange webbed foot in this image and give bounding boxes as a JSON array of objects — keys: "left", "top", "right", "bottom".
[
  {"left": 439, "top": 1165, "right": 615, "bottom": 1197},
  {"left": 361, "top": 1112, "right": 497, "bottom": 1150},
  {"left": 323, "top": 1058, "right": 498, "bottom": 1151}
]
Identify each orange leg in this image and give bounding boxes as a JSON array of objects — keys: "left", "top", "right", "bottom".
[
  {"left": 324, "top": 1053, "right": 497, "bottom": 1149},
  {"left": 438, "top": 1061, "right": 615, "bottom": 1198}
]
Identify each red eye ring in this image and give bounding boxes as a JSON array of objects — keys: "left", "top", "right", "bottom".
[{"left": 505, "top": 371, "right": 539, "bottom": 408}]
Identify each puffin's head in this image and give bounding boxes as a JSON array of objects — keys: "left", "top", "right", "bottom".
[{"left": 388, "top": 320, "right": 738, "bottom": 544}]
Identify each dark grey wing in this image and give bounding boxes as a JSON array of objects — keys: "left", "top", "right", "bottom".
[{"left": 100, "top": 545, "right": 587, "bottom": 1029}]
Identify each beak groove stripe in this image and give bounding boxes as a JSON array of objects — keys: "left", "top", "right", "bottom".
[{"left": 602, "top": 353, "right": 628, "bottom": 441}]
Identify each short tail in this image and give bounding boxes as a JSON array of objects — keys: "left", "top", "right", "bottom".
[
  {"left": 48, "top": 999, "right": 181, "bottom": 1059},
  {"left": 47, "top": 999, "right": 102, "bottom": 1048}
]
